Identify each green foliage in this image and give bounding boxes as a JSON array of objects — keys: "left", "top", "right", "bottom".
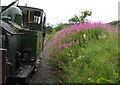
[
  {"left": 97, "top": 77, "right": 109, "bottom": 83},
  {"left": 54, "top": 23, "right": 69, "bottom": 32},
  {"left": 46, "top": 25, "right": 53, "bottom": 34},
  {"left": 69, "top": 10, "right": 92, "bottom": 24},
  {"left": 65, "top": 37, "right": 118, "bottom": 83},
  {"left": 69, "top": 15, "right": 80, "bottom": 24},
  {"left": 108, "top": 20, "right": 119, "bottom": 25},
  {"left": 50, "top": 25, "right": 118, "bottom": 83}
]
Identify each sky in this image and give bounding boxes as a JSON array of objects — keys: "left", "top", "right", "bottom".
[{"left": 1, "top": 0, "right": 119, "bottom": 26}]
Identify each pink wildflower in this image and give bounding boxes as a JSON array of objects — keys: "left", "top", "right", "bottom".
[{"left": 76, "top": 40, "right": 79, "bottom": 44}]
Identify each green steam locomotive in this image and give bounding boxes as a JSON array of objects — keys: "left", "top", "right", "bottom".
[{"left": 0, "top": 0, "right": 46, "bottom": 84}]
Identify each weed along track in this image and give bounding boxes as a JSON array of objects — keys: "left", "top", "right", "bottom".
[
  {"left": 27, "top": 40, "right": 58, "bottom": 83},
  {"left": 50, "top": 22, "right": 118, "bottom": 83}
]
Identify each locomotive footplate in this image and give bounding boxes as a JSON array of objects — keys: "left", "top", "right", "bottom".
[
  {"left": 16, "top": 65, "right": 34, "bottom": 78},
  {"left": 6, "top": 65, "right": 35, "bottom": 84},
  {"left": 14, "top": 65, "right": 35, "bottom": 84}
]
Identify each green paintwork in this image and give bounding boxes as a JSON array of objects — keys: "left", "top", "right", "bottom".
[
  {"left": 2, "top": 5, "right": 46, "bottom": 60},
  {"left": 19, "top": 29, "right": 37, "bottom": 58}
]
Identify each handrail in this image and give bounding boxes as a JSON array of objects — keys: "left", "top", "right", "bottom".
[
  {"left": 2, "top": 0, "right": 19, "bottom": 13},
  {"left": 0, "top": 48, "right": 7, "bottom": 85}
]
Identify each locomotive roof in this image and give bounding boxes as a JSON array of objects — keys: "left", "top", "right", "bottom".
[
  {"left": 18, "top": 6, "right": 44, "bottom": 11},
  {"left": 2, "top": 6, "right": 43, "bottom": 11},
  {"left": 2, "top": 6, "right": 46, "bottom": 16}
]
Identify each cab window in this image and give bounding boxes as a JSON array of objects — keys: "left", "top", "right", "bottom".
[{"left": 28, "top": 10, "right": 41, "bottom": 24}]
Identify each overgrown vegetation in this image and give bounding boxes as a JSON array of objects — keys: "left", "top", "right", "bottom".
[
  {"left": 54, "top": 23, "right": 69, "bottom": 32},
  {"left": 49, "top": 22, "right": 118, "bottom": 83},
  {"left": 108, "top": 20, "right": 119, "bottom": 26}
]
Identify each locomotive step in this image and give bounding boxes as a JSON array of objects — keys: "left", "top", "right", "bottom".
[{"left": 16, "top": 65, "right": 34, "bottom": 78}]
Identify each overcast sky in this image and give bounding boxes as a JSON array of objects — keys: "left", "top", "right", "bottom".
[{"left": 1, "top": 0, "right": 119, "bottom": 26}]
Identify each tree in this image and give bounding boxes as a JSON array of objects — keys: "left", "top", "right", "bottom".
[
  {"left": 108, "top": 20, "right": 120, "bottom": 25},
  {"left": 69, "top": 10, "right": 92, "bottom": 24},
  {"left": 46, "top": 25, "right": 53, "bottom": 34},
  {"left": 68, "top": 15, "right": 80, "bottom": 24},
  {"left": 54, "top": 23, "right": 68, "bottom": 32}
]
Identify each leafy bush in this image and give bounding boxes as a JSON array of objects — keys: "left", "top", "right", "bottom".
[
  {"left": 46, "top": 25, "right": 53, "bottom": 34},
  {"left": 49, "top": 22, "right": 118, "bottom": 83},
  {"left": 108, "top": 20, "right": 119, "bottom": 25},
  {"left": 54, "top": 23, "right": 69, "bottom": 32}
]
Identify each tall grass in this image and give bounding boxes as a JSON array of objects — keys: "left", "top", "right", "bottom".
[{"left": 49, "top": 22, "right": 118, "bottom": 83}]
